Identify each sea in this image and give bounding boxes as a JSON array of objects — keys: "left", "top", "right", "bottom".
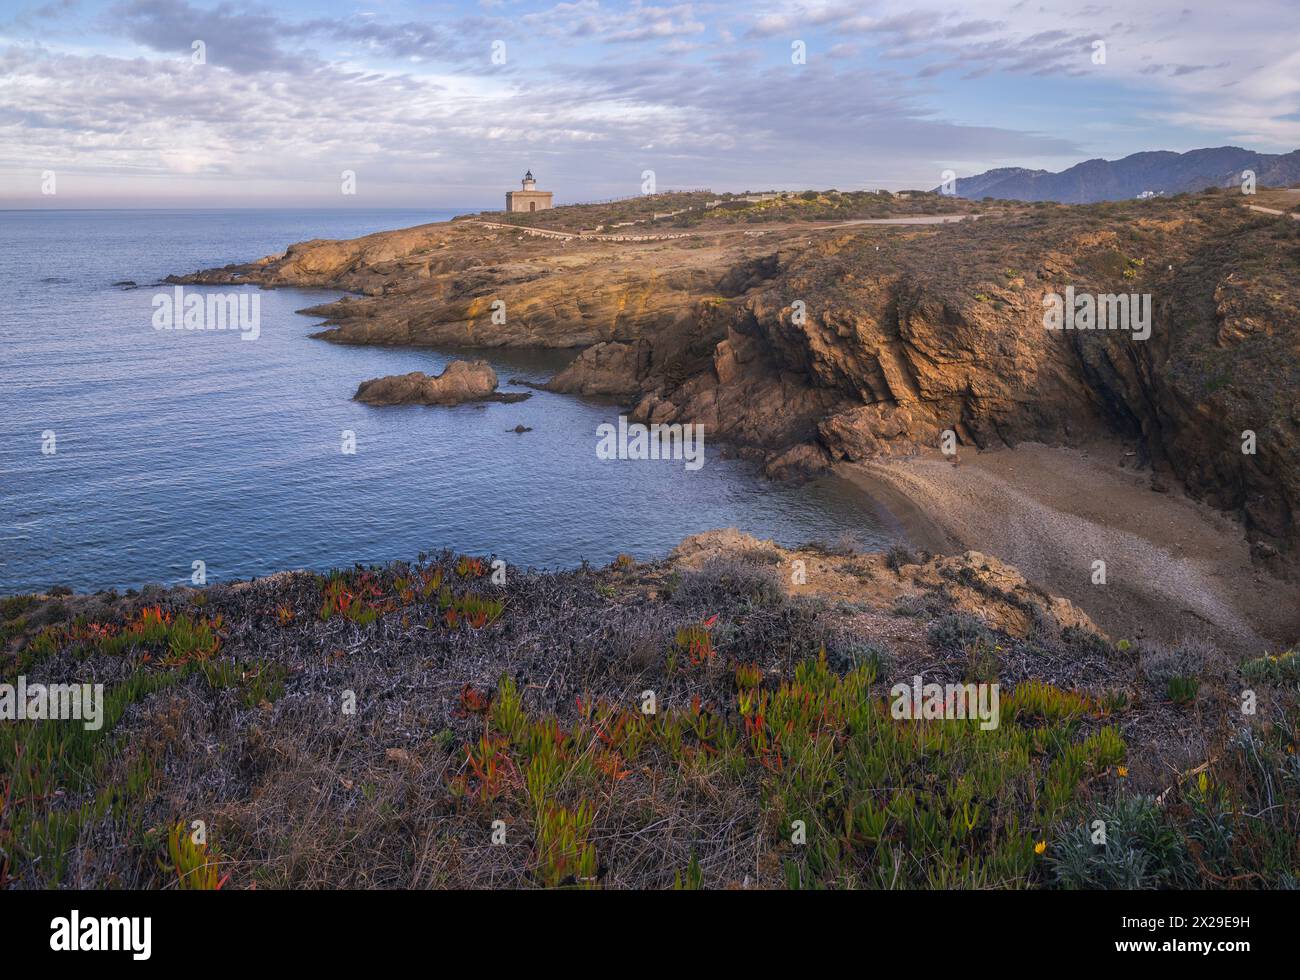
[{"left": 0, "top": 208, "right": 898, "bottom": 593}]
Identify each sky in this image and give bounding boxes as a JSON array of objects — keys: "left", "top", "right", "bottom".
[{"left": 1, "top": 0, "right": 1297, "bottom": 208}]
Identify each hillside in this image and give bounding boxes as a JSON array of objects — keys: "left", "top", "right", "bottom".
[
  {"left": 4, "top": 531, "right": 1298, "bottom": 888},
  {"left": 170, "top": 189, "right": 1300, "bottom": 567},
  {"left": 945, "top": 147, "right": 1300, "bottom": 203},
  {"left": 11, "top": 189, "right": 1300, "bottom": 892}
]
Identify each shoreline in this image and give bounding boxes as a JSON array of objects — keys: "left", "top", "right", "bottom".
[{"left": 840, "top": 442, "right": 1300, "bottom": 658}]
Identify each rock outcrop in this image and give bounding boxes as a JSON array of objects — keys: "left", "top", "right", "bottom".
[
  {"left": 172, "top": 193, "right": 1300, "bottom": 555},
  {"left": 545, "top": 341, "right": 649, "bottom": 397},
  {"left": 353, "top": 360, "right": 529, "bottom": 406},
  {"left": 670, "top": 528, "right": 1102, "bottom": 640}
]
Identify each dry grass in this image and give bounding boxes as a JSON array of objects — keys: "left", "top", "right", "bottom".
[{"left": 2, "top": 547, "right": 1296, "bottom": 889}]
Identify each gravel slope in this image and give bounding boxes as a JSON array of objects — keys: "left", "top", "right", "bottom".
[{"left": 843, "top": 441, "right": 1300, "bottom": 657}]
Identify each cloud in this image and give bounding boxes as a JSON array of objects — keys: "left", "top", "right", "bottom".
[
  {"left": 1, "top": 0, "right": 80, "bottom": 30},
  {"left": 110, "top": 0, "right": 478, "bottom": 72},
  {"left": 0, "top": 0, "right": 1295, "bottom": 205},
  {"left": 111, "top": 0, "right": 304, "bottom": 73}
]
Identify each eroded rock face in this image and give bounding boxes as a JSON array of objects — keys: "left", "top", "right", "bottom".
[
  {"left": 1214, "top": 276, "right": 1278, "bottom": 347},
  {"left": 669, "top": 528, "right": 779, "bottom": 564},
  {"left": 353, "top": 360, "right": 529, "bottom": 406},
  {"left": 669, "top": 529, "right": 1103, "bottom": 640},
  {"left": 172, "top": 197, "right": 1300, "bottom": 553},
  {"left": 546, "top": 341, "right": 649, "bottom": 397}
]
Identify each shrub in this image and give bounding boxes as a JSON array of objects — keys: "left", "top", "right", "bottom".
[
  {"left": 1241, "top": 649, "right": 1300, "bottom": 684},
  {"left": 671, "top": 556, "right": 784, "bottom": 610},
  {"left": 818, "top": 634, "right": 886, "bottom": 675},
  {"left": 30, "top": 600, "right": 70, "bottom": 628},
  {"left": 162, "top": 821, "right": 228, "bottom": 890},
  {"left": 892, "top": 592, "right": 949, "bottom": 618},
  {"left": 607, "top": 611, "right": 665, "bottom": 672},
  {"left": 1059, "top": 625, "right": 1112, "bottom": 660},
  {"left": 1, "top": 595, "right": 36, "bottom": 621},
  {"left": 927, "top": 613, "right": 995, "bottom": 654},
  {"left": 1048, "top": 795, "right": 1195, "bottom": 889},
  {"left": 885, "top": 545, "right": 914, "bottom": 573},
  {"left": 1054, "top": 721, "right": 1300, "bottom": 889},
  {"left": 1166, "top": 675, "right": 1200, "bottom": 705},
  {"left": 1140, "top": 635, "right": 1215, "bottom": 688}
]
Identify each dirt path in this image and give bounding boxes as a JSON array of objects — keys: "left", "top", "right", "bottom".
[
  {"left": 825, "top": 214, "right": 980, "bottom": 227},
  {"left": 469, "top": 219, "right": 689, "bottom": 242},
  {"left": 1245, "top": 203, "right": 1300, "bottom": 219},
  {"left": 841, "top": 442, "right": 1299, "bottom": 657},
  {"left": 471, "top": 212, "right": 981, "bottom": 243}
]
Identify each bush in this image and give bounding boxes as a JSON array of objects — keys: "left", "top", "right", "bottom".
[
  {"left": 1139, "top": 635, "right": 1215, "bottom": 688},
  {"left": 29, "top": 600, "right": 70, "bottom": 628},
  {"left": 1053, "top": 720, "right": 1300, "bottom": 889},
  {"left": 1059, "top": 624, "right": 1112, "bottom": 660},
  {"left": 927, "top": 613, "right": 995, "bottom": 654},
  {"left": 892, "top": 591, "right": 950, "bottom": 618},
  {"left": 1241, "top": 649, "right": 1300, "bottom": 684},
  {"left": 1166, "top": 675, "right": 1200, "bottom": 705},
  {"left": 606, "top": 609, "right": 668, "bottom": 672},
  {"left": 815, "top": 630, "right": 886, "bottom": 674},
  {"left": 1048, "top": 795, "right": 1195, "bottom": 889},
  {"left": 1, "top": 595, "right": 36, "bottom": 621},
  {"left": 885, "top": 545, "right": 914, "bottom": 573},
  {"left": 671, "top": 556, "right": 785, "bottom": 610}
]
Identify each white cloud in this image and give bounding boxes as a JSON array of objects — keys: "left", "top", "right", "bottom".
[{"left": 0, "top": 0, "right": 1294, "bottom": 206}]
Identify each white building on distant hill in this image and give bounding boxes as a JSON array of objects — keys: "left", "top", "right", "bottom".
[{"left": 506, "top": 170, "right": 554, "bottom": 212}]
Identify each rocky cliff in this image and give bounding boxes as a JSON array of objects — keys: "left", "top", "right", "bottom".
[{"left": 170, "top": 191, "right": 1300, "bottom": 556}]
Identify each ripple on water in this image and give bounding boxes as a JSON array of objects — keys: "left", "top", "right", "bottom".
[{"left": 0, "top": 209, "right": 899, "bottom": 592}]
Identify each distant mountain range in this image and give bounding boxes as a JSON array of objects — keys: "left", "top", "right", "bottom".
[{"left": 940, "top": 147, "right": 1300, "bottom": 203}]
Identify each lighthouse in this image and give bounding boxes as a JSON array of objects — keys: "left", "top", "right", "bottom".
[{"left": 506, "top": 170, "right": 554, "bottom": 212}]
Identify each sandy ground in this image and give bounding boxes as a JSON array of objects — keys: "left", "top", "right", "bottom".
[{"left": 842, "top": 442, "right": 1300, "bottom": 658}]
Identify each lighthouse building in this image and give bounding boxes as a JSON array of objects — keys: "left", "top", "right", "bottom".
[{"left": 505, "top": 170, "right": 554, "bottom": 212}]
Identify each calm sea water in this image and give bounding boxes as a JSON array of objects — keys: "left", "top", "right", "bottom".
[{"left": 0, "top": 209, "right": 899, "bottom": 593}]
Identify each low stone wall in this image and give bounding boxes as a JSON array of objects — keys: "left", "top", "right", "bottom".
[{"left": 470, "top": 220, "right": 689, "bottom": 242}]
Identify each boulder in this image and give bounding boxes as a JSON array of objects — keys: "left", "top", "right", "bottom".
[
  {"left": 545, "top": 341, "right": 647, "bottom": 397},
  {"left": 353, "top": 360, "right": 530, "bottom": 406}
]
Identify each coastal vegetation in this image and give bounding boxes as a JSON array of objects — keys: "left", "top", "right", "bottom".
[
  {"left": 120, "top": 185, "right": 1300, "bottom": 890},
  {"left": 468, "top": 188, "right": 993, "bottom": 232},
  {"left": 3, "top": 536, "right": 1296, "bottom": 889}
]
